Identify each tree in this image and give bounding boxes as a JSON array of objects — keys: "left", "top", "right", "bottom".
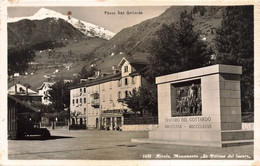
[
  {"left": 23, "top": 83, "right": 31, "bottom": 89},
  {"left": 193, "top": 6, "right": 206, "bottom": 16},
  {"left": 8, "top": 47, "right": 35, "bottom": 75},
  {"left": 48, "top": 79, "right": 71, "bottom": 112},
  {"left": 124, "top": 88, "right": 142, "bottom": 114},
  {"left": 125, "top": 83, "right": 158, "bottom": 116},
  {"left": 79, "top": 66, "right": 96, "bottom": 79},
  {"left": 214, "top": 6, "right": 254, "bottom": 112},
  {"left": 146, "top": 10, "right": 212, "bottom": 83},
  {"left": 138, "top": 83, "right": 158, "bottom": 116}
]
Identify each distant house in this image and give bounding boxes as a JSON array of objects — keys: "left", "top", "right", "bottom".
[
  {"left": 8, "top": 84, "right": 42, "bottom": 103},
  {"left": 64, "top": 79, "right": 73, "bottom": 83},
  {"left": 37, "top": 82, "right": 55, "bottom": 105},
  {"left": 13, "top": 73, "right": 20, "bottom": 77}
]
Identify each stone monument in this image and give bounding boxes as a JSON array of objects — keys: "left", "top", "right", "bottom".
[{"left": 132, "top": 64, "right": 253, "bottom": 147}]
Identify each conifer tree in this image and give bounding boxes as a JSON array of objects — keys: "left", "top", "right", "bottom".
[
  {"left": 79, "top": 66, "right": 96, "bottom": 79},
  {"left": 146, "top": 10, "right": 212, "bottom": 83},
  {"left": 49, "top": 79, "right": 71, "bottom": 112},
  {"left": 8, "top": 47, "right": 35, "bottom": 75},
  {"left": 215, "top": 6, "right": 254, "bottom": 112}
]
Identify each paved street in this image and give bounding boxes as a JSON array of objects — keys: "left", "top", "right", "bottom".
[{"left": 8, "top": 130, "right": 253, "bottom": 160}]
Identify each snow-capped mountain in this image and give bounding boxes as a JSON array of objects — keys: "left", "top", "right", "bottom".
[{"left": 8, "top": 8, "right": 115, "bottom": 40}]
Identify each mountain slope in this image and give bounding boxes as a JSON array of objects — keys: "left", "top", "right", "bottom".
[
  {"left": 8, "top": 6, "right": 225, "bottom": 90},
  {"left": 8, "top": 8, "right": 115, "bottom": 40},
  {"left": 93, "top": 6, "right": 224, "bottom": 57},
  {"left": 8, "top": 18, "right": 85, "bottom": 47}
]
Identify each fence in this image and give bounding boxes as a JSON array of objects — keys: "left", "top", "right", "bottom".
[
  {"left": 123, "top": 114, "right": 158, "bottom": 125},
  {"left": 56, "top": 121, "right": 68, "bottom": 126},
  {"left": 40, "top": 121, "right": 69, "bottom": 130},
  {"left": 69, "top": 124, "right": 87, "bottom": 130}
]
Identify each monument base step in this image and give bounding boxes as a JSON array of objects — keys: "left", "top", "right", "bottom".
[
  {"left": 131, "top": 138, "right": 253, "bottom": 147},
  {"left": 221, "top": 130, "right": 254, "bottom": 141}
]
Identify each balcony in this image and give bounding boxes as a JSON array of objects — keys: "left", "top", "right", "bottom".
[
  {"left": 90, "top": 92, "right": 99, "bottom": 99},
  {"left": 91, "top": 99, "right": 100, "bottom": 108}
]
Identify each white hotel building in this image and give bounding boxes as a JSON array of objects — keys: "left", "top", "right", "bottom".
[{"left": 69, "top": 57, "right": 147, "bottom": 130}]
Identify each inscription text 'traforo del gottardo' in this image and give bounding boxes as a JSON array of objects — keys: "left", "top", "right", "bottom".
[{"left": 165, "top": 116, "right": 211, "bottom": 123}]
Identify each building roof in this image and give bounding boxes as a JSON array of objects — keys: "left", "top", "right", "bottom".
[
  {"left": 118, "top": 57, "right": 147, "bottom": 68},
  {"left": 8, "top": 83, "right": 38, "bottom": 95},
  {"left": 129, "top": 66, "right": 147, "bottom": 77},
  {"left": 37, "top": 82, "right": 55, "bottom": 90},
  {"left": 69, "top": 57, "right": 147, "bottom": 90},
  {"left": 69, "top": 73, "right": 121, "bottom": 90},
  {"left": 8, "top": 95, "right": 40, "bottom": 113}
]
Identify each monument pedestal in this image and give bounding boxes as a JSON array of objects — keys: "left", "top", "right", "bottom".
[{"left": 132, "top": 65, "right": 253, "bottom": 147}]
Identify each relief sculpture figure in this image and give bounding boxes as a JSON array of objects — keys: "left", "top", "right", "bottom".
[
  {"left": 187, "top": 84, "right": 198, "bottom": 114},
  {"left": 175, "top": 83, "right": 201, "bottom": 116}
]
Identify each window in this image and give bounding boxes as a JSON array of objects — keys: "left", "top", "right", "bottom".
[
  {"left": 132, "top": 77, "right": 136, "bottom": 84},
  {"left": 125, "top": 78, "right": 128, "bottom": 86},
  {"left": 80, "top": 98, "right": 82, "bottom": 104},
  {"left": 84, "top": 98, "right": 86, "bottom": 103},
  {"left": 125, "top": 91, "right": 129, "bottom": 98},
  {"left": 84, "top": 108, "right": 86, "bottom": 115},
  {"left": 124, "top": 66, "right": 128, "bottom": 73},
  {"left": 80, "top": 88, "right": 82, "bottom": 93},
  {"left": 118, "top": 92, "right": 121, "bottom": 99},
  {"left": 73, "top": 99, "right": 75, "bottom": 104},
  {"left": 76, "top": 99, "right": 78, "bottom": 103},
  {"left": 84, "top": 88, "right": 86, "bottom": 93},
  {"left": 117, "top": 80, "right": 121, "bottom": 87}
]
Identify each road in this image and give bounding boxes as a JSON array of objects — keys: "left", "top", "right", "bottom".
[{"left": 8, "top": 130, "right": 253, "bottom": 160}]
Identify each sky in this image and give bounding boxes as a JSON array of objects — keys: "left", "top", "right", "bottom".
[{"left": 8, "top": 6, "right": 170, "bottom": 33}]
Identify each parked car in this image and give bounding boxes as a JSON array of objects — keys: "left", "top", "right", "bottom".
[{"left": 17, "top": 123, "right": 51, "bottom": 138}]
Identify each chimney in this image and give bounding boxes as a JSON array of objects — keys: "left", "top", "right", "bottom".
[
  {"left": 15, "top": 85, "right": 17, "bottom": 94},
  {"left": 113, "top": 70, "right": 119, "bottom": 75},
  {"left": 112, "top": 65, "right": 117, "bottom": 70},
  {"left": 26, "top": 85, "right": 28, "bottom": 95},
  {"left": 95, "top": 70, "right": 101, "bottom": 78}
]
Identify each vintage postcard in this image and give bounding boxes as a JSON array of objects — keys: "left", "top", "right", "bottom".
[{"left": 0, "top": 0, "right": 259, "bottom": 165}]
